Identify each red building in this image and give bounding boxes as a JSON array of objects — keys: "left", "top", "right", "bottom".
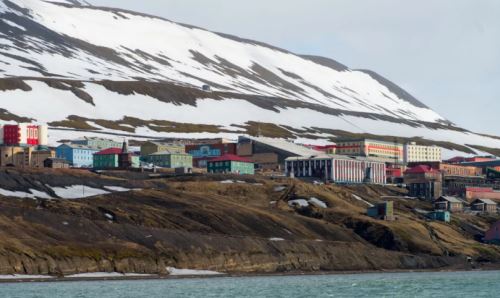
[
  {"left": 386, "top": 165, "right": 406, "bottom": 183},
  {"left": 404, "top": 165, "right": 443, "bottom": 200},
  {"left": 1, "top": 124, "right": 48, "bottom": 146}
]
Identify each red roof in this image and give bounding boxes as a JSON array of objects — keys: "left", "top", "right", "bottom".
[
  {"left": 446, "top": 156, "right": 466, "bottom": 163},
  {"left": 405, "top": 165, "right": 441, "bottom": 174},
  {"left": 95, "top": 148, "right": 122, "bottom": 155},
  {"left": 208, "top": 154, "right": 252, "bottom": 163}
]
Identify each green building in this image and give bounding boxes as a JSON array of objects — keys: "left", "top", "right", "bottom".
[
  {"left": 207, "top": 154, "right": 255, "bottom": 175},
  {"left": 71, "top": 137, "right": 122, "bottom": 150},
  {"left": 93, "top": 148, "right": 121, "bottom": 168},
  {"left": 93, "top": 147, "right": 140, "bottom": 169},
  {"left": 146, "top": 151, "right": 193, "bottom": 168}
]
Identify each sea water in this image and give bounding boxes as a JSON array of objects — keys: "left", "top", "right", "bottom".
[{"left": 1, "top": 270, "right": 499, "bottom": 298}]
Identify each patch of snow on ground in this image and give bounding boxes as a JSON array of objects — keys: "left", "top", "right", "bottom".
[
  {"left": 104, "top": 186, "right": 131, "bottom": 192},
  {"left": 288, "top": 199, "right": 309, "bottom": 207},
  {"left": 66, "top": 272, "right": 153, "bottom": 278},
  {"left": 352, "top": 194, "right": 374, "bottom": 207},
  {"left": 166, "top": 267, "right": 224, "bottom": 276},
  {"left": 49, "top": 185, "right": 110, "bottom": 199},
  {"left": 220, "top": 180, "right": 234, "bottom": 184},
  {"left": 308, "top": 197, "right": 327, "bottom": 209},
  {"left": 0, "top": 188, "right": 51, "bottom": 199},
  {"left": 0, "top": 274, "right": 54, "bottom": 279},
  {"left": 269, "top": 238, "right": 285, "bottom": 241},
  {"left": 273, "top": 186, "right": 287, "bottom": 192}
]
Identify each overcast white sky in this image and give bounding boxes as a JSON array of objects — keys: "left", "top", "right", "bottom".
[{"left": 88, "top": 0, "right": 500, "bottom": 136}]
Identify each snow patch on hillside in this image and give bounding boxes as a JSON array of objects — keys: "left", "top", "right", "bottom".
[
  {"left": 49, "top": 185, "right": 109, "bottom": 199},
  {"left": 1, "top": 81, "right": 499, "bottom": 154},
  {"left": 0, "top": 188, "right": 52, "bottom": 199},
  {"left": 166, "top": 267, "right": 224, "bottom": 276},
  {"left": 1, "top": 0, "right": 445, "bottom": 122}
]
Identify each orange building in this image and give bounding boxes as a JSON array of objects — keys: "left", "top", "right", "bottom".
[
  {"left": 335, "top": 139, "right": 403, "bottom": 164},
  {"left": 465, "top": 187, "right": 500, "bottom": 202},
  {"left": 439, "top": 163, "right": 483, "bottom": 177}
]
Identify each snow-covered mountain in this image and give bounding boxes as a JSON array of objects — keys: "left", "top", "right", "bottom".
[{"left": 0, "top": 0, "right": 499, "bottom": 156}]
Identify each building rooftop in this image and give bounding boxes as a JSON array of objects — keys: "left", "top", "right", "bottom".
[
  {"left": 78, "top": 136, "right": 119, "bottom": 141},
  {"left": 437, "top": 196, "right": 463, "bottom": 203},
  {"left": 59, "top": 143, "right": 99, "bottom": 150},
  {"left": 144, "top": 141, "right": 184, "bottom": 146},
  {"left": 473, "top": 198, "right": 497, "bottom": 205},
  {"left": 240, "top": 136, "right": 320, "bottom": 157},
  {"left": 284, "top": 154, "right": 386, "bottom": 164},
  {"left": 149, "top": 150, "right": 189, "bottom": 156},
  {"left": 95, "top": 148, "right": 123, "bottom": 155},
  {"left": 208, "top": 154, "right": 252, "bottom": 163}
]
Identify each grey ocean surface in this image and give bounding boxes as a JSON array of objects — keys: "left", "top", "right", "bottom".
[{"left": 1, "top": 270, "right": 499, "bottom": 298}]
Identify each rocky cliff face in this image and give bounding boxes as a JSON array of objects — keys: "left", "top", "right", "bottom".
[{"left": 0, "top": 169, "right": 499, "bottom": 276}]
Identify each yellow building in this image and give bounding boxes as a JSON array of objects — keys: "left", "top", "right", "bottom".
[
  {"left": 336, "top": 139, "right": 403, "bottom": 164},
  {"left": 0, "top": 146, "right": 55, "bottom": 168},
  {"left": 403, "top": 142, "right": 442, "bottom": 163},
  {"left": 0, "top": 146, "right": 25, "bottom": 166},
  {"left": 140, "top": 141, "right": 185, "bottom": 157}
]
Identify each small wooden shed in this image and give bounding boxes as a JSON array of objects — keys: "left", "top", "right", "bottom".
[
  {"left": 433, "top": 196, "right": 464, "bottom": 213},
  {"left": 471, "top": 199, "right": 497, "bottom": 213}
]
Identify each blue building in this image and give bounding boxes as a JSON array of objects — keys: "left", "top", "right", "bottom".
[{"left": 56, "top": 144, "right": 99, "bottom": 168}]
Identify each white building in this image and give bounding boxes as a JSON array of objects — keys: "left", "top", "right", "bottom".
[
  {"left": 285, "top": 155, "right": 386, "bottom": 185},
  {"left": 403, "top": 142, "right": 442, "bottom": 163}
]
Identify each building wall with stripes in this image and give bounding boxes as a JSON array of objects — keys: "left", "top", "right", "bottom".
[{"left": 285, "top": 157, "right": 386, "bottom": 185}]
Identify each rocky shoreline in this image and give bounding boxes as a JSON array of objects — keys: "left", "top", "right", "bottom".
[{"left": 1, "top": 169, "right": 500, "bottom": 279}]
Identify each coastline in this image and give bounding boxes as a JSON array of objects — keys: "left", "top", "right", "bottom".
[{"left": 2, "top": 265, "right": 500, "bottom": 284}]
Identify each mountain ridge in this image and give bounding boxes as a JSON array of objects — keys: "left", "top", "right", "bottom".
[{"left": 0, "top": 0, "right": 498, "bottom": 156}]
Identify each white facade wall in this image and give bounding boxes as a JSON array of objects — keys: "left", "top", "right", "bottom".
[
  {"left": 404, "top": 143, "right": 442, "bottom": 163},
  {"left": 18, "top": 123, "right": 28, "bottom": 145},
  {"left": 38, "top": 125, "right": 49, "bottom": 146},
  {"left": 286, "top": 157, "right": 385, "bottom": 185}
]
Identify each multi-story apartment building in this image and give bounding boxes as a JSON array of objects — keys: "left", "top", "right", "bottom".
[
  {"left": 403, "top": 142, "right": 442, "bottom": 163},
  {"left": 56, "top": 144, "right": 99, "bottom": 168},
  {"left": 335, "top": 139, "right": 403, "bottom": 164},
  {"left": 70, "top": 137, "right": 122, "bottom": 150},
  {"left": 186, "top": 142, "right": 237, "bottom": 168},
  {"left": 140, "top": 141, "right": 185, "bottom": 157},
  {"left": 404, "top": 165, "right": 443, "bottom": 200}
]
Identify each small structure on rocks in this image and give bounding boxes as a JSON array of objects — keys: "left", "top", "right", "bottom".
[{"left": 367, "top": 201, "right": 394, "bottom": 220}]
